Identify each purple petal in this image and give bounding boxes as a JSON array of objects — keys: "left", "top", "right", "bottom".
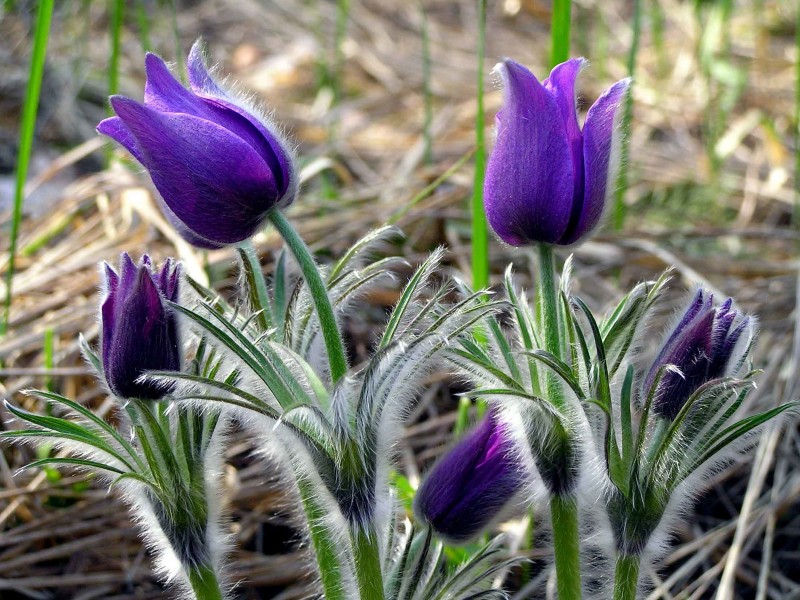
[
  {"left": 155, "top": 194, "right": 226, "bottom": 249},
  {"left": 563, "top": 77, "right": 629, "bottom": 244},
  {"left": 118, "top": 252, "right": 138, "bottom": 304},
  {"left": 200, "top": 95, "right": 295, "bottom": 200},
  {"left": 101, "top": 263, "right": 119, "bottom": 371},
  {"left": 187, "top": 40, "right": 229, "bottom": 99},
  {"left": 97, "top": 116, "right": 145, "bottom": 163},
  {"left": 415, "top": 412, "right": 521, "bottom": 543},
  {"left": 544, "top": 59, "right": 587, "bottom": 241},
  {"left": 111, "top": 97, "right": 280, "bottom": 245},
  {"left": 711, "top": 315, "right": 751, "bottom": 377},
  {"left": 484, "top": 60, "right": 575, "bottom": 246},
  {"left": 143, "top": 54, "right": 292, "bottom": 197},
  {"left": 104, "top": 261, "right": 181, "bottom": 400},
  {"left": 144, "top": 53, "right": 211, "bottom": 115}
]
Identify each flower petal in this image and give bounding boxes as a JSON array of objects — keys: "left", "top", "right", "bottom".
[
  {"left": 105, "top": 263, "right": 180, "bottom": 400},
  {"left": 564, "top": 77, "right": 629, "bottom": 244},
  {"left": 200, "top": 95, "right": 295, "bottom": 200},
  {"left": 187, "top": 40, "right": 229, "bottom": 99},
  {"left": 97, "top": 116, "right": 144, "bottom": 163},
  {"left": 143, "top": 53, "right": 292, "bottom": 197},
  {"left": 484, "top": 60, "right": 574, "bottom": 246},
  {"left": 100, "top": 263, "right": 119, "bottom": 373},
  {"left": 544, "top": 58, "right": 586, "bottom": 241},
  {"left": 111, "top": 96, "right": 279, "bottom": 245}
]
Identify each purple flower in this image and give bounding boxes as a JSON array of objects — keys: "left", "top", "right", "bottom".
[
  {"left": 414, "top": 410, "right": 523, "bottom": 543},
  {"left": 484, "top": 59, "right": 629, "bottom": 246},
  {"left": 645, "top": 290, "right": 753, "bottom": 420},
  {"left": 101, "top": 254, "right": 181, "bottom": 401},
  {"left": 97, "top": 41, "right": 296, "bottom": 249}
]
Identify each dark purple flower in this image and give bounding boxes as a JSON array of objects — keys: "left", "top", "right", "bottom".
[
  {"left": 97, "top": 41, "right": 296, "bottom": 249},
  {"left": 484, "top": 59, "right": 629, "bottom": 246},
  {"left": 414, "top": 410, "right": 523, "bottom": 543},
  {"left": 101, "top": 254, "right": 181, "bottom": 401},
  {"left": 645, "top": 289, "right": 753, "bottom": 420}
]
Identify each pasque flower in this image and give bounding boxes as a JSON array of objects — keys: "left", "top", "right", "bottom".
[
  {"left": 484, "top": 58, "right": 629, "bottom": 246},
  {"left": 102, "top": 254, "right": 181, "bottom": 400},
  {"left": 645, "top": 289, "right": 753, "bottom": 420},
  {"left": 98, "top": 41, "right": 296, "bottom": 249},
  {"left": 415, "top": 410, "right": 523, "bottom": 543}
]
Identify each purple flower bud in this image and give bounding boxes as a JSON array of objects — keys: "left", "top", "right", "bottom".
[
  {"left": 414, "top": 411, "right": 523, "bottom": 543},
  {"left": 484, "top": 59, "right": 629, "bottom": 247},
  {"left": 645, "top": 289, "right": 753, "bottom": 420},
  {"left": 101, "top": 254, "right": 181, "bottom": 401},
  {"left": 97, "top": 41, "right": 297, "bottom": 249}
]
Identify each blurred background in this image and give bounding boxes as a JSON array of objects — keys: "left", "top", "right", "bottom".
[{"left": 0, "top": 0, "right": 798, "bottom": 598}]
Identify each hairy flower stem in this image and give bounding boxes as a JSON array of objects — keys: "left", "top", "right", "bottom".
[
  {"left": 297, "top": 478, "right": 346, "bottom": 600},
  {"left": 537, "top": 244, "right": 582, "bottom": 598},
  {"left": 352, "top": 527, "right": 386, "bottom": 600},
  {"left": 268, "top": 210, "right": 348, "bottom": 383},
  {"left": 551, "top": 495, "right": 582, "bottom": 600},
  {"left": 612, "top": 554, "right": 641, "bottom": 600},
  {"left": 537, "top": 244, "right": 561, "bottom": 376},
  {"left": 187, "top": 564, "right": 224, "bottom": 600}
]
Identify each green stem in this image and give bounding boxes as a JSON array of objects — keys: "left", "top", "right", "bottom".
[
  {"left": 352, "top": 527, "right": 386, "bottom": 600},
  {"left": 237, "top": 240, "right": 273, "bottom": 332},
  {"left": 537, "top": 244, "right": 565, "bottom": 408},
  {"left": 471, "top": 0, "right": 489, "bottom": 291},
  {"left": 550, "top": 0, "right": 572, "bottom": 67},
  {"left": 3, "top": 0, "right": 53, "bottom": 337},
  {"left": 550, "top": 494, "right": 582, "bottom": 600},
  {"left": 298, "top": 478, "right": 346, "bottom": 600},
  {"left": 612, "top": 553, "right": 641, "bottom": 600},
  {"left": 268, "top": 210, "right": 348, "bottom": 383},
  {"left": 187, "top": 564, "right": 224, "bottom": 600},
  {"left": 537, "top": 244, "right": 560, "bottom": 359}
]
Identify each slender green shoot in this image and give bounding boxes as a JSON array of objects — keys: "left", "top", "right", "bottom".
[
  {"left": 471, "top": 0, "right": 489, "bottom": 291},
  {"left": 351, "top": 527, "right": 386, "bottom": 600},
  {"left": 135, "top": 0, "right": 153, "bottom": 51},
  {"left": 454, "top": 396, "right": 472, "bottom": 439},
  {"left": 420, "top": 0, "right": 433, "bottom": 166},
  {"left": 2, "top": 0, "right": 54, "bottom": 337},
  {"left": 550, "top": 0, "right": 572, "bottom": 67},
  {"left": 187, "top": 564, "right": 224, "bottom": 600},
  {"left": 612, "top": 553, "right": 641, "bottom": 600},
  {"left": 612, "top": 0, "right": 641, "bottom": 230},
  {"left": 108, "top": 0, "right": 124, "bottom": 100},
  {"left": 551, "top": 494, "right": 582, "bottom": 600},
  {"left": 334, "top": 0, "right": 350, "bottom": 104}
]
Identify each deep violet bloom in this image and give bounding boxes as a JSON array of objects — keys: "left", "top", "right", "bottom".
[
  {"left": 101, "top": 254, "right": 181, "bottom": 401},
  {"left": 484, "top": 58, "right": 629, "bottom": 246},
  {"left": 414, "top": 410, "right": 523, "bottom": 543},
  {"left": 97, "top": 41, "right": 296, "bottom": 249},
  {"left": 645, "top": 289, "right": 753, "bottom": 421}
]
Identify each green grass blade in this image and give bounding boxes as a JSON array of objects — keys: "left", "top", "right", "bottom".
[
  {"left": 2, "top": 0, "right": 54, "bottom": 337},
  {"left": 108, "top": 0, "right": 124, "bottom": 100},
  {"left": 135, "top": 0, "right": 153, "bottom": 51},
  {"left": 420, "top": 0, "right": 433, "bottom": 166},
  {"left": 550, "top": 0, "right": 571, "bottom": 67},
  {"left": 471, "top": 0, "right": 489, "bottom": 291}
]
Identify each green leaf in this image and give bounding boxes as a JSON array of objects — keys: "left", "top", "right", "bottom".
[
  {"left": 379, "top": 249, "right": 442, "bottom": 349},
  {"left": 237, "top": 242, "right": 274, "bottom": 332},
  {"left": 25, "top": 389, "right": 144, "bottom": 471},
  {"left": 20, "top": 457, "right": 125, "bottom": 476}
]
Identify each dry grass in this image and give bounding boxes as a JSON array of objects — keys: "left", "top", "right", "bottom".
[{"left": 1, "top": 0, "right": 798, "bottom": 597}]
